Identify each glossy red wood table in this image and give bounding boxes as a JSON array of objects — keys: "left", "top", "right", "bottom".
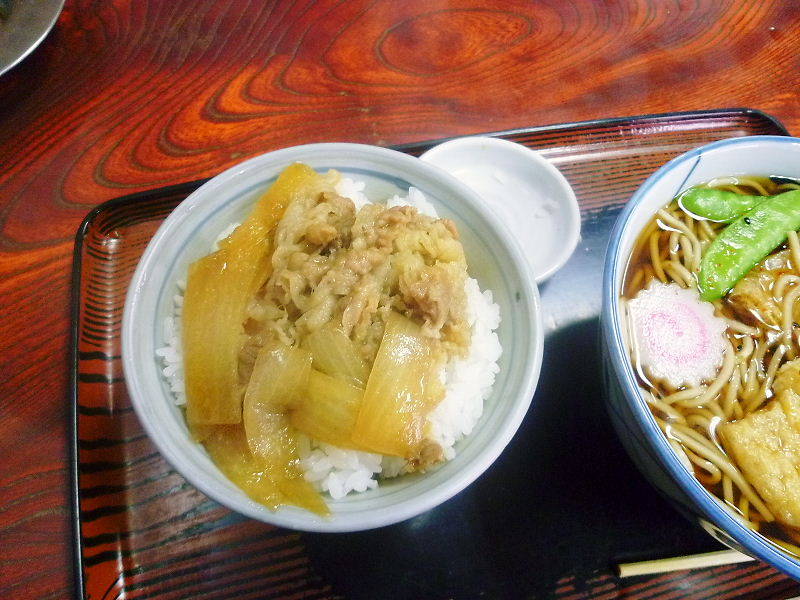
[{"left": 3, "top": 2, "right": 800, "bottom": 598}]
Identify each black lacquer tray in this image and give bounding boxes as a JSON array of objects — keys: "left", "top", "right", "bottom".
[{"left": 72, "top": 109, "right": 800, "bottom": 599}]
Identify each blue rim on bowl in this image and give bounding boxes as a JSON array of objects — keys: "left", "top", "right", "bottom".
[
  {"left": 602, "top": 135, "right": 800, "bottom": 578},
  {"left": 122, "top": 143, "right": 544, "bottom": 532}
]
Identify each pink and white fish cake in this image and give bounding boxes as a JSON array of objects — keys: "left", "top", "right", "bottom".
[{"left": 627, "top": 281, "right": 727, "bottom": 388}]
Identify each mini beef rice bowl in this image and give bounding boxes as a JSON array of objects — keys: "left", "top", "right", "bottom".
[{"left": 156, "top": 163, "right": 502, "bottom": 515}]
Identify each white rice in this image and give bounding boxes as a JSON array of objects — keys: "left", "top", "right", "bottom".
[
  {"left": 156, "top": 178, "right": 501, "bottom": 499},
  {"left": 155, "top": 279, "right": 187, "bottom": 406}
]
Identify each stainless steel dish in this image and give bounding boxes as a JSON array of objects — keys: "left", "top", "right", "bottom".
[{"left": 0, "top": 0, "right": 65, "bottom": 76}]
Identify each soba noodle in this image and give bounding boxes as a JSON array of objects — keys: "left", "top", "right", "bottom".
[{"left": 624, "top": 175, "right": 800, "bottom": 552}]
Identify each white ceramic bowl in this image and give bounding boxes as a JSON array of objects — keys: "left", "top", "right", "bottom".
[
  {"left": 123, "top": 143, "right": 544, "bottom": 532},
  {"left": 602, "top": 136, "right": 800, "bottom": 578},
  {"left": 419, "top": 136, "right": 580, "bottom": 282}
]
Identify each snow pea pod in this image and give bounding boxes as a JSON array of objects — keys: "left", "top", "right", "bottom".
[
  {"left": 678, "top": 187, "right": 763, "bottom": 223},
  {"left": 698, "top": 189, "right": 800, "bottom": 300}
]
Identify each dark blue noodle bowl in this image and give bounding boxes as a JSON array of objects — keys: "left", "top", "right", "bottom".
[{"left": 601, "top": 135, "right": 800, "bottom": 580}]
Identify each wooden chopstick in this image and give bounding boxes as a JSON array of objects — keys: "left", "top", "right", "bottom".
[{"left": 616, "top": 549, "right": 755, "bottom": 577}]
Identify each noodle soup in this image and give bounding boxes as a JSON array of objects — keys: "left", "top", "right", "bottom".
[{"left": 623, "top": 175, "right": 800, "bottom": 556}]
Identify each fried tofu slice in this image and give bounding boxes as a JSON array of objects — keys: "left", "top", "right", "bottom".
[
  {"left": 774, "top": 358, "right": 800, "bottom": 398},
  {"left": 720, "top": 390, "right": 800, "bottom": 528},
  {"left": 726, "top": 250, "right": 792, "bottom": 327}
]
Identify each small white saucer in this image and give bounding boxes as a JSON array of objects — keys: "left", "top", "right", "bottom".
[{"left": 420, "top": 136, "right": 581, "bottom": 282}]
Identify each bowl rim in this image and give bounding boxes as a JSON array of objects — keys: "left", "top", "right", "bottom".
[
  {"left": 602, "top": 134, "right": 800, "bottom": 577},
  {"left": 122, "top": 142, "right": 544, "bottom": 532},
  {"left": 419, "top": 135, "right": 581, "bottom": 282}
]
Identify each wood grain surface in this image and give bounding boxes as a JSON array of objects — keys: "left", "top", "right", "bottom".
[{"left": 2, "top": 1, "right": 800, "bottom": 598}]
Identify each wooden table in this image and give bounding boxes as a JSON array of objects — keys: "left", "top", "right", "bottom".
[{"left": 2, "top": 1, "right": 800, "bottom": 598}]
